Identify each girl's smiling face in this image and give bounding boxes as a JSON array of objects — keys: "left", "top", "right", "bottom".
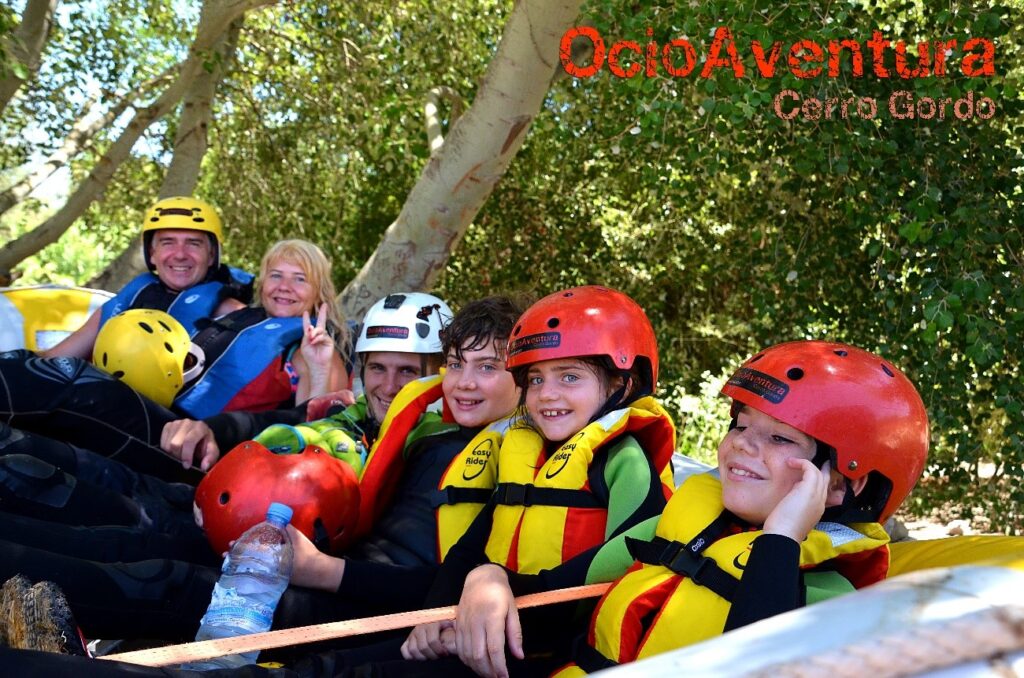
[
  {"left": 718, "top": 405, "right": 818, "bottom": 525},
  {"left": 525, "top": 358, "right": 620, "bottom": 443}
]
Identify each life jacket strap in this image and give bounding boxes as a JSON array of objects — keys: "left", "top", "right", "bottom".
[
  {"left": 626, "top": 536, "right": 740, "bottom": 601},
  {"left": 493, "top": 482, "right": 603, "bottom": 509},
  {"left": 428, "top": 486, "right": 494, "bottom": 508},
  {"left": 572, "top": 635, "right": 619, "bottom": 673}
]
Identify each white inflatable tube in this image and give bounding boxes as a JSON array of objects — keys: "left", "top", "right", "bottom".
[{"left": 598, "top": 558, "right": 1024, "bottom": 678}]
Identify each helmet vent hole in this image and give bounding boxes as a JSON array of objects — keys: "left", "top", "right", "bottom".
[
  {"left": 749, "top": 353, "right": 764, "bottom": 363},
  {"left": 164, "top": 342, "right": 174, "bottom": 353},
  {"left": 192, "top": 217, "right": 205, "bottom": 223},
  {"left": 159, "top": 321, "right": 171, "bottom": 331},
  {"left": 512, "top": 325, "right": 521, "bottom": 336},
  {"left": 218, "top": 492, "right": 230, "bottom": 506},
  {"left": 111, "top": 370, "right": 125, "bottom": 379},
  {"left": 138, "top": 322, "right": 154, "bottom": 334},
  {"left": 834, "top": 349, "right": 848, "bottom": 357},
  {"left": 881, "top": 364, "right": 895, "bottom": 377},
  {"left": 787, "top": 368, "right": 804, "bottom": 380},
  {"left": 547, "top": 318, "right": 560, "bottom": 329},
  {"left": 563, "top": 292, "right": 573, "bottom": 298},
  {"left": 101, "top": 353, "right": 108, "bottom": 367}
]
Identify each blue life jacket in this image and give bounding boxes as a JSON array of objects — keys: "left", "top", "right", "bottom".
[
  {"left": 173, "top": 307, "right": 303, "bottom": 418},
  {"left": 99, "top": 266, "right": 254, "bottom": 337}
]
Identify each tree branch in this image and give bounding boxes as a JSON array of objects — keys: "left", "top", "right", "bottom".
[
  {"left": 0, "top": 0, "right": 58, "bottom": 113},
  {"left": 0, "top": 66, "right": 174, "bottom": 217},
  {"left": 340, "top": 0, "right": 586, "bottom": 319},
  {"left": 88, "top": 16, "right": 246, "bottom": 291},
  {"left": 424, "top": 86, "right": 466, "bottom": 155},
  {"left": 0, "top": 0, "right": 276, "bottom": 281}
]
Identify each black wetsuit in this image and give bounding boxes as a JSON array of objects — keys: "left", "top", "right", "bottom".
[{"left": 0, "top": 426, "right": 480, "bottom": 658}]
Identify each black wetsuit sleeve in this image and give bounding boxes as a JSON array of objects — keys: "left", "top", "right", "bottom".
[
  {"left": 723, "top": 533, "right": 804, "bottom": 632},
  {"left": 337, "top": 560, "right": 440, "bottom": 607},
  {"left": 202, "top": 403, "right": 308, "bottom": 450},
  {"left": 422, "top": 500, "right": 497, "bottom": 606}
]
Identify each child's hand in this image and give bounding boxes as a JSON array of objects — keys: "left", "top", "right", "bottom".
[
  {"left": 763, "top": 459, "right": 831, "bottom": 541},
  {"left": 455, "top": 564, "right": 524, "bottom": 678},
  {"left": 286, "top": 524, "right": 346, "bottom": 591},
  {"left": 401, "top": 620, "right": 457, "bottom": 660}
]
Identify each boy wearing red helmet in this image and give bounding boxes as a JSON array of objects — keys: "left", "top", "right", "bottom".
[{"left": 553, "top": 340, "right": 930, "bottom": 675}]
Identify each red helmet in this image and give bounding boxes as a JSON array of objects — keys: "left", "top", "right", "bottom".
[
  {"left": 720, "top": 340, "right": 929, "bottom": 523},
  {"left": 194, "top": 442, "right": 360, "bottom": 555},
  {"left": 506, "top": 286, "right": 658, "bottom": 392}
]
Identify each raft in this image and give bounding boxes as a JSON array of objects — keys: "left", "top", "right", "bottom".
[
  {"left": 0, "top": 284, "right": 112, "bottom": 352},
  {"left": 600, "top": 552, "right": 1024, "bottom": 677}
]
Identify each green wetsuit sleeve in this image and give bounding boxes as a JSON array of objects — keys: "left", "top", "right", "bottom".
[
  {"left": 585, "top": 515, "right": 659, "bottom": 584},
  {"left": 804, "top": 569, "right": 855, "bottom": 604},
  {"left": 603, "top": 435, "right": 664, "bottom": 540}
]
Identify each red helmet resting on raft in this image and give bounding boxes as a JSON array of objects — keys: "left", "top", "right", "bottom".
[{"left": 194, "top": 441, "right": 360, "bottom": 555}]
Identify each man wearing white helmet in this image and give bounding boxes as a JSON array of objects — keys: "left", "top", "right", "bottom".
[{"left": 354, "top": 292, "right": 452, "bottom": 428}]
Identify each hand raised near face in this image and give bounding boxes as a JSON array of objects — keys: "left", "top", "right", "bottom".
[
  {"left": 300, "top": 303, "right": 334, "bottom": 370},
  {"left": 763, "top": 459, "right": 831, "bottom": 541}
]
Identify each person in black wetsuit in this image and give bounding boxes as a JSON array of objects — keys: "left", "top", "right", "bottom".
[
  {"left": 0, "top": 296, "right": 523, "bottom": 665},
  {"left": 555, "top": 340, "right": 931, "bottom": 675}
]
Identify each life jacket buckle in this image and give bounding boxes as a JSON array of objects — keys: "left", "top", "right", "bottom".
[
  {"left": 659, "top": 541, "right": 713, "bottom": 584},
  {"left": 496, "top": 482, "right": 532, "bottom": 506}
]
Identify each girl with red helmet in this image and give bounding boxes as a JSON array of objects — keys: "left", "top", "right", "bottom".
[
  {"left": 553, "top": 340, "right": 930, "bottom": 675},
  {"left": 390, "top": 285, "right": 677, "bottom": 678}
]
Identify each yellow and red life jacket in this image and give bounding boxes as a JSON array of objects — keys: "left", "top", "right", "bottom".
[
  {"left": 354, "top": 374, "right": 445, "bottom": 540},
  {"left": 432, "top": 417, "right": 511, "bottom": 561},
  {"left": 484, "top": 396, "right": 676, "bottom": 575},
  {"left": 553, "top": 473, "right": 890, "bottom": 676},
  {"left": 354, "top": 374, "right": 511, "bottom": 559}
]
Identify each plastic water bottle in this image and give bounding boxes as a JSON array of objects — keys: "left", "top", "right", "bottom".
[{"left": 184, "top": 502, "right": 294, "bottom": 670}]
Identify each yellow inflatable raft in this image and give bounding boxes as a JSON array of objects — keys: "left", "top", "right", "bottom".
[{"left": 0, "top": 285, "right": 112, "bottom": 352}]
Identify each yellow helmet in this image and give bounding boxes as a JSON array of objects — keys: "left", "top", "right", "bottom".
[
  {"left": 141, "top": 196, "right": 223, "bottom": 271},
  {"left": 93, "top": 309, "right": 205, "bottom": 407}
]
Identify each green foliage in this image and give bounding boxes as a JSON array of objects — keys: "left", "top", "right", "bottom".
[{"left": 439, "top": 0, "right": 1024, "bottom": 530}]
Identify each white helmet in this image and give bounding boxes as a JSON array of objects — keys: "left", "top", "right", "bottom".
[{"left": 355, "top": 293, "right": 452, "bottom": 355}]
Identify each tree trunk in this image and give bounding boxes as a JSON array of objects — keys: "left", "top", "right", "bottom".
[
  {"left": 0, "top": 0, "right": 58, "bottom": 114},
  {"left": 339, "top": 0, "right": 585, "bottom": 320},
  {"left": 88, "top": 17, "right": 244, "bottom": 291},
  {"left": 0, "top": 0, "right": 272, "bottom": 283}
]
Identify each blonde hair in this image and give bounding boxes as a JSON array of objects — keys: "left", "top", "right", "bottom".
[{"left": 255, "top": 239, "right": 349, "bottom": 352}]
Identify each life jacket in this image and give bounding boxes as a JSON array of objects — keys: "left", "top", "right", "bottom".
[
  {"left": 98, "top": 266, "right": 253, "bottom": 336},
  {"left": 431, "top": 417, "right": 511, "bottom": 561},
  {"left": 354, "top": 374, "right": 446, "bottom": 540},
  {"left": 484, "top": 396, "right": 676, "bottom": 575},
  {"left": 351, "top": 373, "right": 512, "bottom": 560},
  {"left": 172, "top": 307, "right": 302, "bottom": 418},
  {"left": 556, "top": 473, "right": 890, "bottom": 675}
]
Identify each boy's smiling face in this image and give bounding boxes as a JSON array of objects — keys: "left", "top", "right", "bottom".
[
  {"left": 442, "top": 340, "right": 519, "bottom": 428},
  {"left": 718, "top": 405, "right": 818, "bottom": 525}
]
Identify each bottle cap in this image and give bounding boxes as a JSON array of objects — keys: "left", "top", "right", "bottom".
[{"left": 266, "top": 502, "right": 294, "bottom": 524}]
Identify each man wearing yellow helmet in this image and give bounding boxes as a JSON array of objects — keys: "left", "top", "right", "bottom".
[{"left": 42, "top": 197, "right": 253, "bottom": 360}]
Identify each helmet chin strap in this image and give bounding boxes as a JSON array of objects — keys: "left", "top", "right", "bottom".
[{"left": 591, "top": 372, "right": 649, "bottom": 423}]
